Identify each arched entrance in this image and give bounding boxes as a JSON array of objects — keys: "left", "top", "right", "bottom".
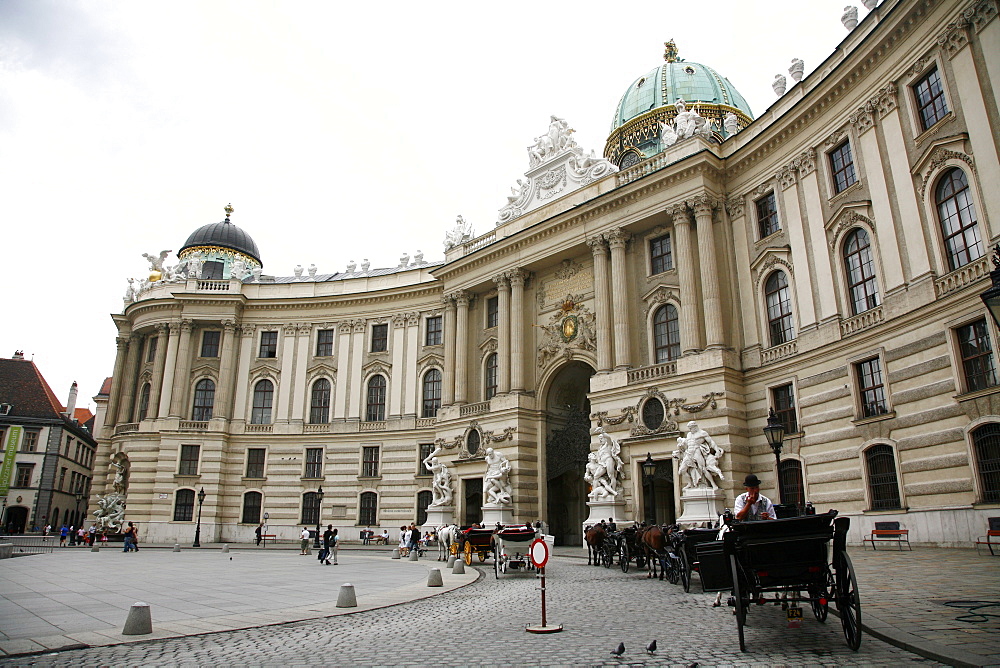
[
  {"left": 544, "top": 361, "right": 595, "bottom": 545},
  {"left": 4, "top": 506, "right": 28, "bottom": 534}
]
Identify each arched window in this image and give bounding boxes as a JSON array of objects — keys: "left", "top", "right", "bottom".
[
  {"left": 484, "top": 353, "right": 498, "bottom": 400},
  {"left": 242, "top": 491, "right": 262, "bottom": 524},
  {"left": 136, "top": 383, "right": 151, "bottom": 421},
  {"left": 251, "top": 380, "right": 274, "bottom": 424},
  {"left": 366, "top": 375, "right": 386, "bottom": 422},
  {"left": 653, "top": 304, "right": 680, "bottom": 363},
  {"left": 174, "top": 489, "right": 195, "bottom": 521},
  {"left": 191, "top": 379, "right": 215, "bottom": 421},
  {"left": 309, "top": 378, "right": 331, "bottom": 424},
  {"left": 843, "top": 228, "right": 880, "bottom": 315},
  {"left": 864, "top": 444, "right": 901, "bottom": 511},
  {"left": 971, "top": 423, "right": 1000, "bottom": 503},
  {"left": 936, "top": 168, "right": 983, "bottom": 270},
  {"left": 765, "top": 271, "right": 794, "bottom": 346},
  {"left": 422, "top": 369, "right": 442, "bottom": 418},
  {"left": 301, "top": 492, "right": 320, "bottom": 525},
  {"left": 359, "top": 491, "right": 378, "bottom": 526},
  {"left": 416, "top": 490, "right": 432, "bottom": 526},
  {"left": 52, "top": 508, "right": 60, "bottom": 527},
  {"left": 778, "top": 459, "right": 805, "bottom": 511}
]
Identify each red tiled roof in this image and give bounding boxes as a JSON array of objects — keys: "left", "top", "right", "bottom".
[
  {"left": 97, "top": 377, "right": 113, "bottom": 396},
  {"left": 72, "top": 407, "right": 95, "bottom": 424},
  {"left": 0, "top": 358, "right": 65, "bottom": 419}
]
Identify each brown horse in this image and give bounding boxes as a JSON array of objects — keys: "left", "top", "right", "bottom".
[
  {"left": 584, "top": 524, "right": 606, "bottom": 566},
  {"left": 639, "top": 524, "right": 667, "bottom": 579}
]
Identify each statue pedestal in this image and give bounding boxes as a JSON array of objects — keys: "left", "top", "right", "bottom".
[
  {"left": 423, "top": 506, "right": 455, "bottom": 531},
  {"left": 582, "top": 498, "right": 633, "bottom": 546},
  {"left": 481, "top": 504, "right": 514, "bottom": 526},
  {"left": 676, "top": 487, "right": 724, "bottom": 528}
]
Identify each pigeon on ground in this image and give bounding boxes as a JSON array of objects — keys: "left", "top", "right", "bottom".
[
  {"left": 646, "top": 639, "right": 657, "bottom": 655},
  {"left": 610, "top": 642, "right": 625, "bottom": 656}
]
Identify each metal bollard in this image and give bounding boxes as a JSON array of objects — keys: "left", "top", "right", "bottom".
[
  {"left": 452, "top": 559, "right": 465, "bottom": 575},
  {"left": 336, "top": 583, "right": 357, "bottom": 608},
  {"left": 391, "top": 548, "right": 400, "bottom": 559},
  {"left": 122, "top": 601, "right": 153, "bottom": 635},
  {"left": 172, "top": 544, "right": 181, "bottom": 552},
  {"left": 427, "top": 568, "right": 443, "bottom": 587}
]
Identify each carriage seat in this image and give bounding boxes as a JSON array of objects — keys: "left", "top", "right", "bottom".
[
  {"left": 862, "top": 521, "right": 910, "bottom": 551},
  {"left": 974, "top": 517, "right": 1000, "bottom": 556}
]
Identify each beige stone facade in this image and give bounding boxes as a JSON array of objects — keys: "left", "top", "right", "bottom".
[{"left": 97, "top": 0, "right": 1000, "bottom": 546}]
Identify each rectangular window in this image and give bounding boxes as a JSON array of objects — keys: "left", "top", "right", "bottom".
[
  {"left": 22, "top": 430, "right": 38, "bottom": 452},
  {"left": 914, "top": 66, "right": 949, "bottom": 131},
  {"left": 179, "top": 444, "right": 200, "bottom": 476},
  {"left": 649, "top": 234, "right": 673, "bottom": 274},
  {"left": 486, "top": 296, "right": 499, "bottom": 329},
  {"left": 359, "top": 492, "right": 377, "bottom": 526},
  {"left": 146, "top": 336, "right": 158, "bottom": 363},
  {"left": 316, "top": 329, "right": 335, "bottom": 357},
  {"left": 241, "top": 492, "right": 262, "bottom": 525},
  {"left": 957, "top": 319, "right": 999, "bottom": 393},
  {"left": 59, "top": 467, "right": 67, "bottom": 491},
  {"left": 856, "top": 357, "right": 888, "bottom": 418},
  {"left": 174, "top": 490, "right": 195, "bottom": 522},
  {"left": 425, "top": 316, "right": 443, "bottom": 346},
  {"left": 829, "top": 141, "right": 857, "bottom": 194},
  {"left": 371, "top": 323, "right": 388, "bottom": 352},
  {"left": 772, "top": 384, "right": 798, "bottom": 434},
  {"left": 304, "top": 447, "right": 323, "bottom": 478},
  {"left": 418, "top": 443, "right": 434, "bottom": 476},
  {"left": 755, "top": 191, "right": 780, "bottom": 238},
  {"left": 200, "top": 330, "right": 221, "bottom": 358},
  {"left": 14, "top": 464, "right": 33, "bottom": 487},
  {"left": 259, "top": 331, "right": 278, "bottom": 358},
  {"left": 362, "top": 446, "right": 380, "bottom": 477},
  {"left": 246, "top": 448, "right": 266, "bottom": 478}
]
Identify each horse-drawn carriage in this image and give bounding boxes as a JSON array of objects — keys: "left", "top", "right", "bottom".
[
  {"left": 492, "top": 524, "right": 539, "bottom": 578},
  {"left": 459, "top": 526, "right": 495, "bottom": 565},
  {"left": 697, "top": 511, "right": 862, "bottom": 652}
]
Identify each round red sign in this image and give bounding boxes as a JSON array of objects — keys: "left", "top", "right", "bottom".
[{"left": 529, "top": 538, "right": 549, "bottom": 568}]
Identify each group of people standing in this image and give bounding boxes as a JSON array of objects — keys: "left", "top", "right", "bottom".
[{"left": 54, "top": 524, "right": 106, "bottom": 547}]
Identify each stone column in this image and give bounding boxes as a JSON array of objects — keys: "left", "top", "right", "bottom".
[
  {"left": 691, "top": 195, "right": 724, "bottom": 349},
  {"left": 276, "top": 323, "right": 297, "bottom": 423},
  {"left": 509, "top": 270, "right": 526, "bottom": 392},
  {"left": 454, "top": 292, "right": 470, "bottom": 404},
  {"left": 290, "top": 324, "right": 311, "bottom": 423},
  {"left": 442, "top": 296, "right": 456, "bottom": 406},
  {"left": 212, "top": 320, "right": 239, "bottom": 420},
  {"left": 588, "top": 236, "right": 613, "bottom": 372},
  {"left": 168, "top": 319, "right": 194, "bottom": 418},
  {"left": 607, "top": 229, "right": 632, "bottom": 369},
  {"left": 157, "top": 321, "right": 181, "bottom": 419},
  {"left": 116, "top": 333, "right": 142, "bottom": 423},
  {"left": 104, "top": 335, "right": 130, "bottom": 429},
  {"left": 390, "top": 314, "right": 407, "bottom": 417},
  {"left": 232, "top": 324, "right": 255, "bottom": 422},
  {"left": 148, "top": 323, "right": 169, "bottom": 418},
  {"left": 671, "top": 205, "right": 702, "bottom": 355},
  {"left": 494, "top": 274, "right": 511, "bottom": 394}
]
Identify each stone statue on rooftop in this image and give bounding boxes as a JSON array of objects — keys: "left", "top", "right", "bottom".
[
  {"left": 724, "top": 112, "right": 739, "bottom": 137},
  {"left": 444, "top": 215, "right": 474, "bottom": 251}
]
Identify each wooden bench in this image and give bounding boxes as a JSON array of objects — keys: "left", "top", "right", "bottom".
[
  {"left": 974, "top": 517, "right": 1000, "bottom": 556},
  {"left": 261, "top": 534, "right": 277, "bottom": 546},
  {"left": 862, "top": 521, "right": 911, "bottom": 550}
]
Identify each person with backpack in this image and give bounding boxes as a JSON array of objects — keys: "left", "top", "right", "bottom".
[{"left": 123, "top": 522, "right": 136, "bottom": 552}]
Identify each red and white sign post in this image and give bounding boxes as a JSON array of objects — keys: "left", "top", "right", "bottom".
[{"left": 525, "top": 538, "right": 562, "bottom": 633}]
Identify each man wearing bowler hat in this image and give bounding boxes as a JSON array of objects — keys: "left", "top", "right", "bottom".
[{"left": 735, "top": 474, "right": 775, "bottom": 521}]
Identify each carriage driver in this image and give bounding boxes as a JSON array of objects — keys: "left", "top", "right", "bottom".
[{"left": 734, "top": 474, "right": 775, "bottom": 521}]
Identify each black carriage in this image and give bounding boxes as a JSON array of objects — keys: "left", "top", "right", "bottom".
[
  {"left": 677, "top": 527, "right": 720, "bottom": 592},
  {"left": 696, "top": 511, "right": 861, "bottom": 652},
  {"left": 615, "top": 526, "right": 646, "bottom": 573},
  {"left": 492, "top": 524, "right": 539, "bottom": 578},
  {"left": 459, "top": 526, "right": 496, "bottom": 565}
]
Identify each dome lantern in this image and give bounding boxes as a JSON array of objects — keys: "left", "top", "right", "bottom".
[{"left": 178, "top": 204, "right": 262, "bottom": 280}]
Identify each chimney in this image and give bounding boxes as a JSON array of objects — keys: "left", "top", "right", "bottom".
[{"left": 65, "top": 381, "right": 78, "bottom": 419}]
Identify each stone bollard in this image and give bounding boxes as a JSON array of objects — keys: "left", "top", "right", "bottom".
[
  {"left": 452, "top": 559, "right": 465, "bottom": 575},
  {"left": 427, "top": 568, "right": 443, "bottom": 587},
  {"left": 172, "top": 544, "right": 181, "bottom": 552},
  {"left": 391, "top": 548, "right": 400, "bottom": 559},
  {"left": 408, "top": 549, "right": 419, "bottom": 561},
  {"left": 446, "top": 555, "right": 456, "bottom": 569},
  {"left": 91, "top": 545, "right": 100, "bottom": 552},
  {"left": 222, "top": 544, "right": 229, "bottom": 553},
  {"left": 336, "top": 583, "right": 357, "bottom": 608},
  {"left": 122, "top": 601, "right": 153, "bottom": 635}
]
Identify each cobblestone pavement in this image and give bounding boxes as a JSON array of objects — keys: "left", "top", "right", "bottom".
[{"left": 2, "top": 556, "right": 939, "bottom": 667}]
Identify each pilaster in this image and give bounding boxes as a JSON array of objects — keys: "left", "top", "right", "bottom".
[{"left": 588, "top": 236, "right": 613, "bottom": 372}]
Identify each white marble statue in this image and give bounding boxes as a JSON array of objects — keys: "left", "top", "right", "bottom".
[
  {"left": 585, "top": 426, "right": 625, "bottom": 500},
  {"left": 483, "top": 447, "right": 513, "bottom": 506},
  {"left": 251, "top": 267, "right": 262, "bottom": 280},
  {"left": 773, "top": 74, "right": 787, "bottom": 96},
  {"left": 142, "top": 250, "right": 171, "bottom": 276},
  {"left": 724, "top": 112, "right": 739, "bottom": 137},
  {"left": 187, "top": 254, "right": 204, "bottom": 279},
  {"left": 124, "top": 279, "right": 136, "bottom": 304},
  {"left": 422, "top": 446, "right": 454, "bottom": 507},
  {"left": 346, "top": 260, "right": 357, "bottom": 273},
  {"left": 842, "top": 5, "right": 859, "bottom": 29},
  {"left": 93, "top": 493, "right": 126, "bottom": 533},
  {"left": 111, "top": 459, "right": 128, "bottom": 495},
  {"left": 674, "top": 98, "right": 710, "bottom": 140},
  {"left": 308, "top": 264, "right": 317, "bottom": 278},
  {"left": 444, "top": 215, "right": 474, "bottom": 251},
  {"left": 862, "top": 0, "right": 877, "bottom": 9},
  {"left": 232, "top": 259, "right": 247, "bottom": 281},
  {"left": 660, "top": 121, "right": 679, "bottom": 147},
  {"left": 528, "top": 115, "right": 576, "bottom": 165},
  {"left": 293, "top": 264, "right": 304, "bottom": 279},
  {"left": 672, "top": 421, "right": 725, "bottom": 490},
  {"left": 361, "top": 259, "right": 370, "bottom": 272},
  {"left": 789, "top": 58, "right": 805, "bottom": 82},
  {"left": 399, "top": 252, "right": 409, "bottom": 268},
  {"left": 413, "top": 250, "right": 424, "bottom": 265}
]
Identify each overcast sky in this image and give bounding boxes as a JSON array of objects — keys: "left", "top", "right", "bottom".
[{"left": 0, "top": 0, "right": 876, "bottom": 410}]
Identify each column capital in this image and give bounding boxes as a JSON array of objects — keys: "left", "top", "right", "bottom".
[
  {"left": 607, "top": 228, "right": 631, "bottom": 250},
  {"left": 667, "top": 204, "right": 692, "bottom": 224},
  {"left": 129, "top": 332, "right": 143, "bottom": 342},
  {"left": 587, "top": 235, "right": 608, "bottom": 255},
  {"left": 283, "top": 323, "right": 298, "bottom": 335},
  {"left": 509, "top": 269, "right": 528, "bottom": 288},
  {"left": 239, "top": 323, "right": 256, "bottom": 337},
  {"left": 352, "top": 319, "right": 367, "bottom": 333},
  {"left": 492, "top": 273, "right": 510, "bottom": 289},
  {"left": 688, "top": 194, "right": 718, "bottom": 217},
  {"left": 455, "top": 291, "right": 471, "bottom": 307},
  {"left": 407, "top": 311, "right": 420, "bottom": 327},
  {"left": 392, "top": 313, "right": 407, "bottom": 329},
  {"left": 222, "top": 319, "right": 237, "bottom": 333},
  {"left": 179, "top": 319, "right": 194, "bottom": 333},
  {"left": 442, "top": 294, "right": 457, "bottom": 310},
  {"left": 116, "top": 336, "right": 129, "bottom": 350},
  {"left": 154, "top": 322, "right": 168, "bottom": 335},
  {"left": 724, "top": 196, "right": 745, "bottom": 220},
  {"left": 296, "top": 323, "right": 312, "bottom": 336}
]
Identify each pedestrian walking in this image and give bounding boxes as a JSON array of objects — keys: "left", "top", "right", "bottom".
[
  {"left": 77, "top": 527, "right": 86, "bottom": 545},
  {"left": 321, "top": 525, "right": 333, "bottom": 565},
  {"left": 123, "top": 522, "right": 136, "bottom": 552},
  {"left": 330, "top": 528, "right": 339, "bottom": 565},
  {"left": 88, "top": 525, "right": 96, "bottom": 546},
  {"left": 255, "top": 523, "right": 263, "bottom": 547},
  {"left": 59, "top": 525, "right": 68, "bottom": 546},
  {"left": 398, "top": 526, "right": 408, "bottom": 556},
  {"left": 299, "top": 527, "right": 310, "bottom": 555}
]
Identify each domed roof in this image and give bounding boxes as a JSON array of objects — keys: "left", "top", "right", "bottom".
[{"left": 179, "top": 207, "right": 262, "bottom": 265}]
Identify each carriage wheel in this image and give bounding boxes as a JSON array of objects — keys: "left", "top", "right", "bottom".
[
  {"left": 601, "top": 544, "right": 614, "bottom": 568},
  {"left": 479, "top": 550, "right": 487, "bottom": 562},
  {"left": 810, "top": 570, "right": 833, "bottom": 623},
  {"left": 666, "top": 554, "right": 680, "bottom": 585},
  {"left": 463, "top": 541, "right": 473, "bottom": 565},
  {"left": 836, "top": 552, "right": 862, "bottom": 650},
  {"left": 500, "top": 555, "right": 508, "bottom": 574},
  {"left": 679, "top": 549, "right": 691, "bottom": 593},
  {"left": 450, "top": 543, "right": 459, "bottom": 557},
  {"left": 493, "top": 544, "right": 500, "bottom": 579},
  {"left": 619, "top": 542, "right": 630, "bottom": 573},
  {"left": 730, "top": 554, "right": 747, "bottom": 652}
]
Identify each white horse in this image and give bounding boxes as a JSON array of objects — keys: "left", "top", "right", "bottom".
[{"left": 437, "top": 524, "right": 459, "bottom": 561}]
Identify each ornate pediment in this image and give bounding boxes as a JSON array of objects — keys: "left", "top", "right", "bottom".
[
  {"left": 642, "top": 285, "right": 680, "bottom": 316},
  {"left": 306, "top": 361, "right": 337, "bottom": 377},
  {"left": 911, "top": 135, "right": 974, "bottom": 199},
  {"left": 827, "top": 203, "right": 876, "bottom": 242},
  {"left": 249, "top": 359, "right": 279, "bottom": 377},
  {"left": 361, "top": 360, "right": 391, "bottom": 378}
]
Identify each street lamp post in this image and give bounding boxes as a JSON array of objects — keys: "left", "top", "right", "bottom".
[
  {"left": 313, "top": 486, "right": 324, "bottom": 549},
  {"left": 763, "top": 408, "right": 787, "bottom": 506},
  {"left": 193, "top": 487, "right": 206, "bottom": 548},
  {"left": 74, "top": 485, "right": 84, "bottom": 530},
  {"left": 980, "top": 244, "right": 1000, "bottom": 327},
  {"left": 641, "top": 453, "right": 656, "bottom": 525}
]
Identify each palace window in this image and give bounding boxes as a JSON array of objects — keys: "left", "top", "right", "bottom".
[
  {"left": 304, "top": 447, "right": 323, "bottom": 479},
  {"left": 316, "top": 329, "right": 335, "bottom": 357},
  {"left": 653, "top": 304, "right": 680, "bottom": 363},
  {"left": 146, "top": 336, "right": 158, "bottom": 363},
  {"left": 755, "top": 191, "right": 780, "bottom": 238},
  {"left": 179, "top": 444, "right": 200, "bottom": 476},
  {"left": 242, "top": 491, "right": 262, "bottom": 524},
  {"left": 484, "top": 353, "right": 498, "bottom": 400},
  {"left": 957, "top": 319, "right": 998, "bottom": 393},
  {"left": 765, "top": 271, "right": 795, "bottom": 346},
  {"left": 829, "top": 140, "right": 857, "bottom": 194},
  {"left": 359, "top": 492, "right": 378, "bottom": 526},
  {"left": 649, "top": 234, "right": 673, "bottom": 274},
  {"left": 418, "top": 443, "right": 434, "bottom": 476},
  {"left": 426, "top": 316, "right": 443, "bottom": 346},
  {"left": 843, "top": 228, "right": 880, "bottom": 314},
  {"left": 422, "top": 369, "right": 442, "bottom": 418},
  {"left": 309, "top": 378, "right": 331, "bottom": 424},
  {"left": 914, "top": 66, "right": 949, "bottom": 131},
  {"left": 856, "top": 357, "right": 888, "bottom": 418},
  {"left": 191, "top": 379, "right": 215, "bottom": 421},
  {"left": 136, "top": 383, "right": 151, "bottom": 421},
  {"left": 971, "top": 423, "right": 1000, "bottom": 503},
  {"left": 416, "top": 490, "right": 432, "bottom": 526},
  {"left": 246, "top": 448, "right": 265, "bottom": 478},
  {"left": 361, "top": 446, "right": 380, "bottom": 477},
  {"left": 772, "top": 384, "right": 798, "bottom": 434},
  {"left": 200, "top": 330, "right": 220, "bottom": 358},
  {"left": 301, "top": 492, "right": 320, "bottom": 526},
  {"left": 486, "top": 297, "right": 499, "bottom": 329},
  {"left": 365, "top": 375, "right": 386, "bottom": 422},
  {"left": 251, "top": 379, "right": 274, "bottom": 424},
  {"left": 14, "top": 463, "right": 33, "bottom": 487},
  {"left": 259, "top": 331, "right": 278, "bottom": 358},
  {"left": 778, "top": 459, "right": 805, "bottom": 511},
  {"left": 370, "top": 324, "right": 388, "bottom": 353},
  {"left": 864, "top": 444, "right": 901, "bottom": 510},
  {"left": 174, "top": 489, "right": 195, "bottom": 521},
  {"left": 936, "top": 168, "right": 982, "bottom": 271}
]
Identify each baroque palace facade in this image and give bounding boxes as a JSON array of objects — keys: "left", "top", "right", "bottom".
[{"left": 95, "top": 0, "right": 1000, "bottom": 546}]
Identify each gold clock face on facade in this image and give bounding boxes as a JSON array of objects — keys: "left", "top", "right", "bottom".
[{"left": 561, "top": 316, "right": 578, "bottom": 342}]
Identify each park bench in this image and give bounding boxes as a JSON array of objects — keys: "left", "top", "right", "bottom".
[
  {"left": 862, "top": 521, "right": 910, "bottom": 550},
  {"left": 261, "top": 534, "right": 277, "bottom": 546},
  {"left": 974, "top": 517, "right": 1000, "bottom": 556}
]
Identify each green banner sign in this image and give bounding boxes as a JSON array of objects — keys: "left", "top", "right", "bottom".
[{"left": 0, "top": 426, "right": 22, "bottom": 497}]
